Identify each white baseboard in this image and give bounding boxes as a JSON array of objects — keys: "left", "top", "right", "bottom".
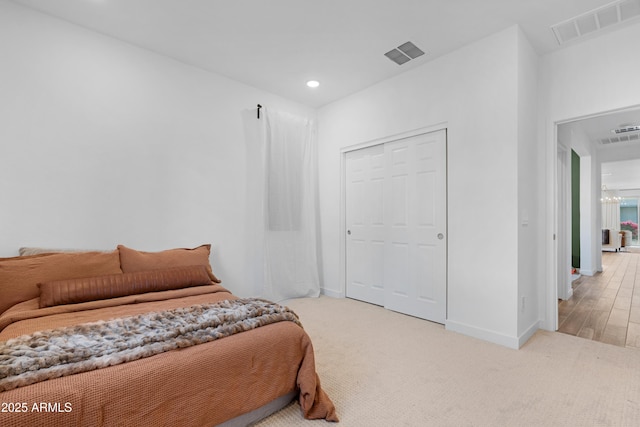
[
  {"left": 320, "top": 288, "right": 344, "bottom": 298},
  {"left": 579, "top": 269, "right": 596, "bottom": 276},
  {"left": 445, "top": 319, "right": 520, "bottom": 349},
  {"left": 561, "top": 286, "right": 574, "bottom": 301},
  {"left": 518, "top": 321, "right": 540, "bottom": 348},
  {"left": 445, "top": 319, "right": 540, "bottom": 349}
]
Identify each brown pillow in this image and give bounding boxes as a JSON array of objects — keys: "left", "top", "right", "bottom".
[
  {"left": 39, "top": 265, "right": 213, "bottom": 308},
  {"left": 0, "top": 251, "right": 122, "bottom": 315},
  {"left": 117, "top": 244, "right": 222, "bottom": 283}
]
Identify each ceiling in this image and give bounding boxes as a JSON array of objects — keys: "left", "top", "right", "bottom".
[
  {"left": 561, "top": 108, "right": 640, "bottom": 193},
  {"left": 602, "top": 159, "right": 640, "bottom": 193},
  {"left": 577, "top": 109, "right": 640, "bottom": 146},
  {"left": 9, "top": 0, "right": 637, "bottom": 108}
]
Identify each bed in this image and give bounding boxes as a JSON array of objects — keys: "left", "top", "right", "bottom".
[{"left": 0, "top": 245, "right": 337, "bottom": 426}]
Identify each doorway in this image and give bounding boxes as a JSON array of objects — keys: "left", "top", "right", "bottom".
[
  {"left": 344, "top": 129, "right": 447, "bottom": 323},
  {"left": 552, "top": 106, "right": 640, "bottom": 332}
]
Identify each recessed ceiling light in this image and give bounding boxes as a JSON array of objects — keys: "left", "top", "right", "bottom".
[{"left": 306, "top": 80, "right": 320, "bottom": 88}]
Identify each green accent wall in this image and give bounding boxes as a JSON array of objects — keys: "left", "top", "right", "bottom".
[{"left": 571, "top": 150, "right": 580, "bottom": 268}]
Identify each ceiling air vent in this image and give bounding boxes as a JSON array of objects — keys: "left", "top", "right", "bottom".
[
  {"left": 384, "top": 41, "right": 425, "bottom": 65},
  {"left": 600, "top": 133, "right": 640, "bottom": 145},
  {"left": 551, "top": 0, "right": 640, "bottom": 45}
]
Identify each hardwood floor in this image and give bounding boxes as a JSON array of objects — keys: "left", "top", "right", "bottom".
[{"left": 559, "top": 249, "right": 640, "bottom": 348}]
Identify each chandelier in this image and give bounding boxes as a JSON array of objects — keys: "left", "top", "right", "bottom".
[{"left": 601, "top": 185, "right": 621, "bottom": 204}]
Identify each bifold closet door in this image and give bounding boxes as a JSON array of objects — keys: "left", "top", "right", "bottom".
[{"left": 345, "top": 130, "right": 447, "bottom": 324}]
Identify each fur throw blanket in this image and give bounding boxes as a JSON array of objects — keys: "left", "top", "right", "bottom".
[{"left": 0, "top": 298, "right": 301, "bottom": 392}]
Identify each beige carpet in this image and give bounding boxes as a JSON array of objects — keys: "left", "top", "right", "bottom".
[{"left": 255, "top": 295, "right": 640, "bottom": 426}]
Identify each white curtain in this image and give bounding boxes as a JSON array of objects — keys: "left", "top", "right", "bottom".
[
  {"left": 257, "top": 108, "right": 320, "bottom": 301},
  {"left": 602, "top": 198, "right": 621, "bottom": 232}
]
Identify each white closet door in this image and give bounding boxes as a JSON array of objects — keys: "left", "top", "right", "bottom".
[
  {"left": 345, "top": 130, "right": 447, "bottom": 323},
  {"left": 345, "top": 144, "right": 386, "bottom": 306},
  {"left": 384, "top": 130, "right": 447, "bottom": 323}
]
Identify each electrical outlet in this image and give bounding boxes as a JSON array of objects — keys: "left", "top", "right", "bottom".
[{"left": 521, "top": 296, "right": 526, "bottom": 312}]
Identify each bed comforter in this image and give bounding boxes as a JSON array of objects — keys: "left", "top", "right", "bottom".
[{"left": 0, "top": 284, "right": 337, "bottom": 426}]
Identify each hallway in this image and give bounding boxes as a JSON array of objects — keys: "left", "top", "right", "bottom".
[{"left": 559, "top": 250, "right": 640, "bottom": 348}]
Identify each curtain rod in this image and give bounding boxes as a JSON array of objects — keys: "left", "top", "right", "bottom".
[{"left": 257, "top": 104, "right": 262, "bottom": 119}]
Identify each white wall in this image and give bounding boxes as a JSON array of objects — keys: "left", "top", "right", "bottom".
[
  {"left": 540, "top": 21, "right": 640, "bottom": 330},
  {"left": 0, "top": 0, "right": 314, "bottom": 297},
  {"left": 318, "top": 26, "right": 526, "bottom": 347},
  {"left": 582, "top": 155, "right": 601, "bottom": 274},
  {"left": 516, "top": 27, "right": 540, "bottom": 343}
]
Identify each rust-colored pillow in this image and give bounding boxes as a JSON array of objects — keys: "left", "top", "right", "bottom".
[
  {"left": 38, "top": 265, "right": 213, "bottom": 308},
  {"left": 117, "top": 244, "right": 221, "bottom": 283},
  {"left": 0, "top": 251, "right": 122, "bottom": 315}
]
